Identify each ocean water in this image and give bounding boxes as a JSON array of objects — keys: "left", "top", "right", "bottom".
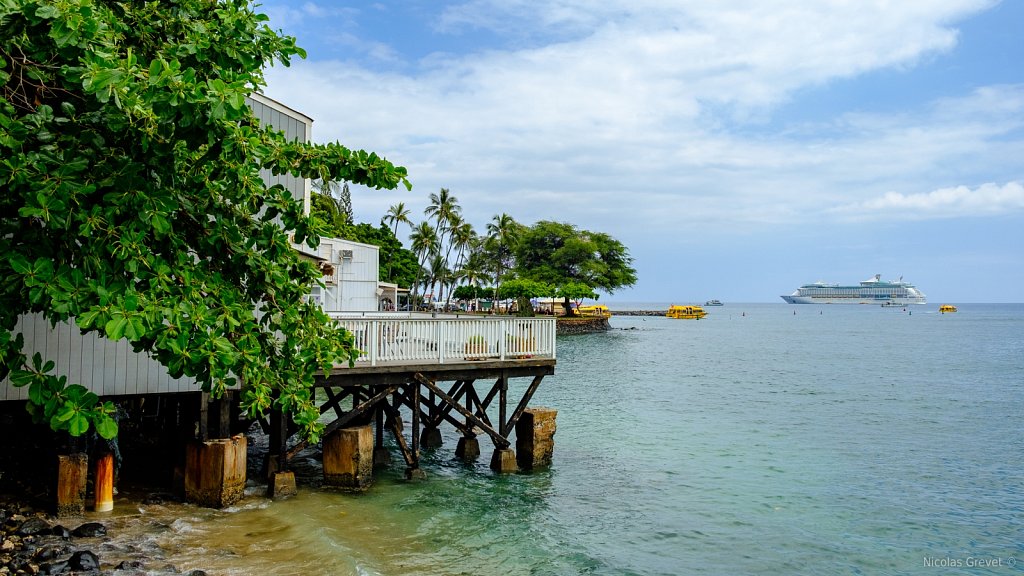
[{"left": 102, "top": 303, "right": 1024, "bottom": 575}]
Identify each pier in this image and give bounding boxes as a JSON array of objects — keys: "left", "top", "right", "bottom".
[
  {"left": 1, "top": 313, "right": 558, "bottom": 511},
  {"left": 265, "top": 315, "right": 558, "bottom": 485}
]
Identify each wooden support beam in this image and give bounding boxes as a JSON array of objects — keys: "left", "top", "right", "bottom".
[
  {"left": 267, "top": 407, "right": 288, "bottom": 476},
  {"left": 428, "top": 380, "right": 468, "bottom": 428},
  {"left": 322, "top": 386, "right": 350, "bottom": 420},
  {"left": 93, "top": 453, "right": 114, "bottom": 512},
  {"left": 384, "top": 404, "right": 417, "bottom": 469},
  {"left": 198, "top": 392, "right": 209, "bottom": 441},
  {"left": 413, "top": 373, "right": 510, "bottom": 449},
  {"left": 501, "top": 374, "right": 546, "bottom": 437},
  {"left": 411, "top": 381, "right": 420, "bottom": 459},
  {"left": 478, "top": 378, "right": 500, "bottom": 411},
  {"left": 467, "top": 384, "right": 495, "bottom": 429},
  {"left": 56, "top": 453, "right": 88, "bottom": 517},
  {"left": 286, "top": 385, "right": 398, "bottom": 460},
  {"left": 498, "top": 374, "right": 508, "bottom": 438}
]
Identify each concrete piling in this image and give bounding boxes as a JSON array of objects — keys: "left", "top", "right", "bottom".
[
  {"left": 323, "top": 424, "right": 374, "bottom": 490},
  {"left": 515, "top": 407, "right": 557, "bottom": 470},
  {"left": 184, "top": 435, "right": 247, "bottom": 508}
]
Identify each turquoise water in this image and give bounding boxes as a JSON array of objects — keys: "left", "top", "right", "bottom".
[{"left": 108, "top": 304, "right": 1024, "bottom": 575}]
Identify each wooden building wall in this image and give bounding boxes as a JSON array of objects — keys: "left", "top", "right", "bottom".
[{"left": 1, "top": 314, "right": 196, "bottom": 401}]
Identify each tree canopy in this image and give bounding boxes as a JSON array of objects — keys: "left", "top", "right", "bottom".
[
  {"left": 0, "top": 0, "right": 409, "bottom": 440},
  {"left": 516, "top": 221, "right": 636, "bottom": 297}
]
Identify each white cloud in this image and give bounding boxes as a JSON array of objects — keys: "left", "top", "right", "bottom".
[
  {"left": 261, "top": 0, "right": 1020, "bottom": 240},
  {"left": 830, "top": 181, "right": 1024, "bottom": 220}
]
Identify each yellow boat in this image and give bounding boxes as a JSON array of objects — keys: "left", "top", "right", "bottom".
[
  {"left": 666, "top": 304, "right": 707, "bottom": 319},
  {"left": 576, "top": 304, "right": 611, "bottom": 318},
  {"left": 939, "top": 304, "right": 957, "bottom": 314}
]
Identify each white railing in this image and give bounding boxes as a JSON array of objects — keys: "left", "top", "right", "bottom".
[{"left": 331, "top": 315, "right": 557, "bottom": 366}]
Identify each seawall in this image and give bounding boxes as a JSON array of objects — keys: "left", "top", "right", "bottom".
[{"left": 556, "top": 317, "right": 610, "bottom": 334}]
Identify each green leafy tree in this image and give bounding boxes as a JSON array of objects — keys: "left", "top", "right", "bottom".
[
  {"left": 516, "top": 221, "right": 636, "bottom": 316},
  {"left": 558, "top": 282, "right": 600, "bottom": 313},
  {"left": 498, "top": 279, "right": 556, "bottom": 317},
  {"left": 452, "top": 285, "right": 493, "bottom": 302},
  {"left": 0, "top": 1, "right": 410, "bottom": 441}
]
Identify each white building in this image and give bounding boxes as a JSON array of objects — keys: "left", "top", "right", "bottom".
[{"left": 306, "top": 236, "right": 394, "bottom": 313}]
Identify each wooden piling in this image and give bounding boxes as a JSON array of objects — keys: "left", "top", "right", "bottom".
[
  {"left": 93, "top": 453, "right": 115, "bottom": 512},
  {"left": 56, "top": 453, "right": 88, "bottom": 517}
]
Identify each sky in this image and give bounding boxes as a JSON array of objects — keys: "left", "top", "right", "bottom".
[{"left": 256, "top": 0, "right": 1024, "bottom": 303}]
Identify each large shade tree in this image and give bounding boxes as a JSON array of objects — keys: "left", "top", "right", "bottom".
[
  {"left": 516, "top": 221, "right": 636, "bottom": 316},
  {"left": 0, "top": 0, "right": 410, "bottom": 440}
]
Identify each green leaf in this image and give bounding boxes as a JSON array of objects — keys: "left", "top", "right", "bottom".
[
  {"left": 10, "top": 370, "right": 33, "bottom": 387},
  {"left": 95, "top": 415, "right": 118, "bottom": 440},
  {"left": 69, "top": 413, "right": 89, "bottom": 436},
  {"left": 105, "top": 316, "right": 129, "bottom": 340}
]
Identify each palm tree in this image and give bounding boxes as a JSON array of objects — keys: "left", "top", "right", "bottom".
[
  {"left": 444, "top": 220, "right": 476, "bottom": 308},
  {"left": 486, "top": 213, "right": 519, "bottom": 312},
  {"left": 427, "top": 253, "right": 450, "bottom": 306},
  {"left": 382, "top": 202, "right": 412, "bottom": 238},
  {"left": 424, "top": 188, "right": 461, "bottom": 238},
  {"left": 312, "top": 179, "right": 351, "bottom": 224},
  {"left": 457, "top": 257, "right": 489, "bottom": 312},
  {"left": 408, "top": 221, "right": 438, "bottom": 308},
  {"left": 424, "top": 189, "right": 463, "bottom": 306},
  {"left": 382, "top": 202, "right": 412, "bottom": 280}
]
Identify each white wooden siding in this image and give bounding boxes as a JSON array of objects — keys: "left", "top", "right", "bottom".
[
  {"left": 317, "top": 237, "right": 381, "bottom": 313},
  {"left": 1, "top": 314, "right": 196, "bottom": 401}
]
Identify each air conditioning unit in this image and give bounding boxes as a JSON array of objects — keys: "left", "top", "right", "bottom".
[{"left": 338, "top": 249, "right": 354, "bottom": 261}]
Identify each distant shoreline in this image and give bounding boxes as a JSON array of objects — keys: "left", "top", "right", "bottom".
[{"left": 609, "top": 310, "right": 664, "bottom": 316}]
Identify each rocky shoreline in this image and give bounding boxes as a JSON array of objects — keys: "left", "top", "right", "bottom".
[
  {"left": 0, "top": 497, "right": 206, "bottom": 576},
  {"left": 0, "top": 503, "right": 161, "bottom": 575}
]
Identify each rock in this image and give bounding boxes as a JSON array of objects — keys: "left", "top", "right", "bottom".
[
  {"left": 47, "top": 526, "right": 69, "bottom": 540},
  {"left": 185, "top": 571, "right": 208, "bottom": 576},
  {"left": 38, "top": 559, "right": 68, "bottom": 575},
  {"left": 142, "top": 493, "right": 178, "bottom": 505},
  {"left": 32, "top": 543, "right": 72, "bottom": 562},
  {"left": 68, "top": 550, "right": 99, "bottom": 571},
  {"left": 115, "top": 560, "right": 144, "bottom": 570},
  {"left": 9, "top": 555, "right": 38, "bottom": 574},
  {"left": 1, "top": 538, "right": 16, "bottom": 551},
  {"left": 71, "top": 523, "right": 106, "bottom": 538},
  {"left": 15, "top": 518, "right": 51, "bottom": 537}
]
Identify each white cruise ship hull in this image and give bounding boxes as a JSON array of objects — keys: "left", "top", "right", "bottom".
[
  {"left": 781, "top": 295, "right": 926, "bottom": 305},
  {"left": 781, "top": 274, "right": 927, "bottom": 305}
]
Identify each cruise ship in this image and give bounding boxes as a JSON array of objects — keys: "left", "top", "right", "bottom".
[{"left": 781, "top": 274, "right": 927, "bottom": 305}]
